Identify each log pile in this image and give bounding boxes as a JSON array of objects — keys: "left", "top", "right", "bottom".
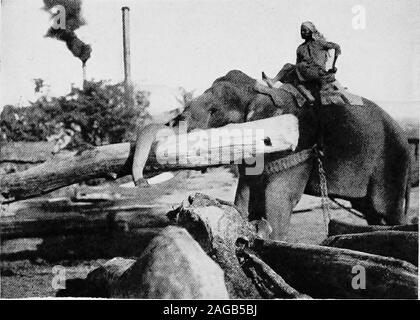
[
  {"left": 58, "top": 193, "right": 418, "bottom": 299},
  {"left": 0, "top": 200, "right": 170, "bottom": 240},
  {"left": 2, "top": 114, "right": 417, "bottom": 299}
]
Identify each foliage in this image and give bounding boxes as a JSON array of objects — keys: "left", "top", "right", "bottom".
[{"left": 0, "top": 80, "right": 150, "bottom": 147}]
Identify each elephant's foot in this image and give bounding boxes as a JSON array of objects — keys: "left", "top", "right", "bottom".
[
  {"left": 250, "top": 218, "right": 273, "bottom": 239},
  {"left": 134, "top": 178, "right": 150, "bottom": 188},
  {"left": 350, "top": 198, "right": 386, "bottom": 225}
]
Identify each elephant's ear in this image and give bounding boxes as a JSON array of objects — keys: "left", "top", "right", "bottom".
[
  {"left": 253, "top": 82, "right": 287, "bottom": 108},
  {"left": 246, "top": 94, "right": 283, "bottom": 122},
  {"left": 220, "top": 84, "right": 242, "bottom": 104},
  {"left": 213, "top": 82, "right": 251, "bottom": 109}
]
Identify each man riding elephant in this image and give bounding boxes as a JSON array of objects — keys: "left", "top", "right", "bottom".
[
  {"left": 263, "top": 21, "right": 341, "bottom": 103},
  {"left": 131, "top": 18, "right": 411, "bottom": 240}
]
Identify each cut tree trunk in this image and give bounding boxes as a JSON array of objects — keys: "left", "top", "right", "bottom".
[
  {"left": 321, "top": 231, "right": 418, "bottom": 266},
  {"left": 169, "top": 193, "right": 309, "bottom": 299},
  {"left": 0, "top": 204, "right": 170, "bottom": 240},
  {"left": 328, "top": 219, "right": 418, "bottom": 236},
  {"left": 237, "top": 248, "right": 311, "bottom": 299},
  {"left": 0, "top": 115, "right": 299, "bottom": 203},
  {"left": 253, "top": 238, "right": 418, "bottom": 299}
]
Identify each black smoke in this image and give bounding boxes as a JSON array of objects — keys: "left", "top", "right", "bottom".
[{"left": 43, "top": 0, "right": 91, "bottom": 64}]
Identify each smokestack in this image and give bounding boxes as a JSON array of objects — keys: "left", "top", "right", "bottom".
[
  {"left": 122, "top": 6, "right": 133, "bottom": 108},
  {"left": 122, "top": 7, "right": 131, "bottom": 86},
  {"left": 82, "top": 63, "right": 87, "bottom": 87}
]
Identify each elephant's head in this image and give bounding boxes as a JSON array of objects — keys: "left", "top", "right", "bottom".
[
  {"left": 172, "top": 70, "right": 316, "bottom": 149},
  {"left": 173, "top": 71, "right": 255, "bottom": 131}
]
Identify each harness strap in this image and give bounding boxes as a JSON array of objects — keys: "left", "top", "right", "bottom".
[{"left": 263, "top": 146, "right": 315, "bottom": 175}]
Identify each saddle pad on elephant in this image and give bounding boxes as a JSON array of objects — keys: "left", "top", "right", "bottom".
[
  {"left": 255, "top": 81, "right": 363, "bottom": 108},
  {"left": 280, "top": 82, "right": 363, "bottom": 107},
  {"left": 253, "top": 82, "right": 306, "bottom": 108},
  {"left": 320, "top": 81, "right": 364, "bottom": 106}
]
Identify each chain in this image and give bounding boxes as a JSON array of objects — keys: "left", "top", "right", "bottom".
[{"left": 315, "top": 149, "right": 331, "bottom": 235}]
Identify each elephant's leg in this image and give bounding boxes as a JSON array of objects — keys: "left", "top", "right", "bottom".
[
  {"left": 351, "top": 177, "right": 409, "bottom": 226},
  {"left": 368, "top": 177, "right": 409, "bottom": 225},
  {"left": 234, "top": 167, "right": 267, "bottom": 221},
  {"left": 363, "top": 147, "right": 411, "bottom": 225},
  {"left": 350, "top": 198, "right": 384, "bottom": 225},
  {"left": 264, "top": 161, "right": 313, "bottom": 240}
]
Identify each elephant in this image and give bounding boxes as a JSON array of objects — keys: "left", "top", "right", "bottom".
[{"left": 133, "top": 70, "right": 412, "bottom": 240}]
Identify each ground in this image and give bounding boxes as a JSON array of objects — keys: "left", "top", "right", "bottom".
[{"left": 1, "top": 167, "right": 418, "bottom": 298}]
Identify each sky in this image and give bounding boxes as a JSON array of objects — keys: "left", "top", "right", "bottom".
[{"left": 1, "top": 0, "right": 419, "bottom": 118}]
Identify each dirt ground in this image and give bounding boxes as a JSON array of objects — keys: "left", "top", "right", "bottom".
[{"left": 1, "top": 167, "right": 418, "bottom": 298}]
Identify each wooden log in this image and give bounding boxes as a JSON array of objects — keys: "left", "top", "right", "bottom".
[
  {"left": 0, "top": 211, "right": 115, "bottom": 240},
  {"left": 58, "top": 227, "right": 230, "bottom": 299},
  {"left": 169, "top": 193, "right": 308, "bottom": 299},
  {"left": 0, "top": 204, "right": 171, "bottom": 240},
  {"left": 253, "top": 238, "right": 418, "bottom": 299},
  {"left": 0, "top": 115, "right": 299, "bottom": 203},
  {"left": 237, "top": 248, "right": 311, "bottom": 299},
  {"left": 321, "top": 231, "right": 418, "bottom": 266},
  {"left": 168, "top": 193, "right": 260, "bottom": 298},
  {"left": 0, "top": 141, "right": 56, "bottom": 163},
  {"left": 1, "top": 228, "right": 164, "bottom": 262},
  {"left": 328, "top": 219, "right": 418, "bottom": 236}
]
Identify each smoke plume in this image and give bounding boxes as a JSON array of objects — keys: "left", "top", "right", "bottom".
[{"left": 43, "top": 0, "right": 92, "bottom": 64}]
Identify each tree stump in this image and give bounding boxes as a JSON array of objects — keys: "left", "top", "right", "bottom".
[{"left": 168, "top": 193, "right": 308, "bottom": 299}]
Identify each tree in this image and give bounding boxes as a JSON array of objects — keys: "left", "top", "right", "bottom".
[{"left": 0, "top": 80, "right": 150, "bottom": 148}]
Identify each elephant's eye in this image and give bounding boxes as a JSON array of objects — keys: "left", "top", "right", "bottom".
[{"left": 209, "top": 107, "right": 218, "bottom": 115}]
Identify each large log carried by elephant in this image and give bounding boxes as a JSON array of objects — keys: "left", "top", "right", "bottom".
[{"left": 156, "top": 70, "right": 411, "bottom": 240}]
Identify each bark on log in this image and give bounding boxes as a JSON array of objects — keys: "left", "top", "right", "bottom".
[
  {"left": 2, "top": 228, "right": 164, "bottom": 262},
  {"left": 0, "top": 211, "right": 115, "bottom": 240},
  {"left": 0, "top": 141, "right": 56, "bottom": 163},
  {"left": 328, "top": 219, "right": 418, "bottom": 236},
  {"left": 0, "top": 204, "right": 170, "bottom": 240},
  {"left": 168, "top": 193, "right": 308, "bottom": 299},
  {"left": 168, "top": 193, "right": 260, "bottom": 298},
  {"left": 321, "top": 231, "right": 418, "bottom": 266},
  {"left": 0, "top": 115, "right": 298, "bottom": 203},
  {"left": 58, "top": 227, "right": 230, "bottom": 299},
  {"left": 253, "top": 238, "right": 418, "bottom": 299},
  {"left": 237, "top": 248, "right": 311, "bottom": 299}
]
